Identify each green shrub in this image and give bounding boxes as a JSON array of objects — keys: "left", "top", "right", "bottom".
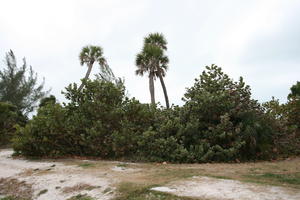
[
  {"left": 0, "top": 102, "right": 26, "bottom": 147},
  {"left": 286, "top": 81, "right": 300, "bottom": 136},
  {"left": 13, "top": 102, "right": 68, "bottom": 157},
  {"left": 263, "top": 88, "right": 300, "bottom": 156},
  {"left": 62, "top": 79, "right": 126, "bottom": 157},
  {"left": 112, "top": 99, "right": 156, "bottom": 157},
  {"left": 180, "top": 65, "right": 277, "bottom": 161}
]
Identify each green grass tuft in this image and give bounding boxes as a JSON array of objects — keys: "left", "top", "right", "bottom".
[
  {"left": 66, "top": 194, "right": 95, "bottom": 200},
  {"left": 37, "top": 189, "right": 48, "bottom": 196},
  {"left": 259, "top": 173, "right": 300, "bottom": 185},
  {"left": 116, "top": 163, "right": 128, "bottom": 168},
  {"left": 78, "top": 163, "right": 95, "bottom": 168},
  {"left": 245, "top": 172, "right": 300, "bottom": 185},
  {"left": 0, "top": 197, "right": 29, "bottom": 200}
]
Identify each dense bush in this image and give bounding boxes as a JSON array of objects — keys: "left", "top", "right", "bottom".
[
  {"left": 13, "top": 102, "right": 68, "bottom": 156},
  {"left": 112, "top": 98, "right": 156, "bottom": 158},
  {"left": 286, "top": 82, "right": 300, "bottom": 135},
  {"left": 285, "top": 98, "right": 300, "bottom": 155},
  {"left": 262, "top": 82, "right": 300, "bottom": 156},
  {"left": 62, "top": 79, "right": 125, "bottom": 157},
  {"left": 134, "top": 106, "right": 190, "bottom": 162},
  {"left": 12, "top": 66, "right": 297, "bottom": 162},
  {"left": 13, "top": 80, "right": 123, "bottom": 157},
  {"left": 178, "top": 65, "right": 277, "bottom": 161},
  {"left": 13, "top": 79, "right": 155, "bottom": 158}
]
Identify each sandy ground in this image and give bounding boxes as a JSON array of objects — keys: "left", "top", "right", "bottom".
[
  {"left": 152, "top": 176, "right": 300, "bottom": 200},
  {"left": 1, "top": 149, "right": 300, "bottom": 200},
  {"left": 0, "top": 149, "right": 116, "bottom": 200}
]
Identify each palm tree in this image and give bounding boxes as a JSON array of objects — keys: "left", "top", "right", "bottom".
[
  {"left": 135, "top": 33, "right": 170, "bottom": 108},
  {"left": 135, "top": 45, "right": 157, "bottom": 106},
  {"left": 78, "top": 45, "right": 107, "bottom": 91}
]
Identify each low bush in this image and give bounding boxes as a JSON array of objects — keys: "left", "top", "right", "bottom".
[{"left": 13, "top": 103, "right": 68, "bottom": 157}]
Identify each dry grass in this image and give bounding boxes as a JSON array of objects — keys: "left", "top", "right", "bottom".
[
  {"left": 62, "top": 183, "right": 99, "bottom": 194},
  {"left": 105, "top": 157, "right": 300, "bottom": 199},
  {"left": 63, "top": 156, "right": 300, "bottom": 193},
  {"left": 136, "top": 159, "right": 297, "bottom": 185},
  {"left": 0, "top": 178, "right": 33, "bottom": 199}
]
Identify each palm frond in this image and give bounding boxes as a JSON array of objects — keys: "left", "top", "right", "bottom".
[
  {"left": 143, "top": 44, "right": 163, "bottom": 58},
  {"left": 79, "top": 45, "right": 104, "bottom": 67},
  {"left": 144, "top": 32, "right": 167, "bottom": 50},
  {"left": 135, "top": 68, "right": 145, "bottom": 76},
  {"left": 135, "top": 33, "right": 169, "bottom": 79}
]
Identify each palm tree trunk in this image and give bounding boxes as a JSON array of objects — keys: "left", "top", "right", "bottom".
[
  {"left": 158, "top": 73, "right": 170, "bottom": 108},
  {"left": 149, "top": 73, "right": 155, "bottom": 105},
  {"left": 78, "top": 63, "right": 93, "bottom": 91}
]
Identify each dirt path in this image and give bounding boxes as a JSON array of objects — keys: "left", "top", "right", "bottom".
[{"left": 1, "top": 149, "right": 300, "bottom": 200}]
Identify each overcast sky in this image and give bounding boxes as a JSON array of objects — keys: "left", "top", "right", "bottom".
[{"left": 1, "top": 0, "right": 299, "bottom": 106}]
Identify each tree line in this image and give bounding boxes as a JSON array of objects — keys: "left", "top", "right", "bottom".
[{"left": 0, "top": 33, "right": 299, "bottom": 162}]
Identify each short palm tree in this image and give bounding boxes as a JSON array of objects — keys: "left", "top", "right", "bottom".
[
  {"left": 135, "top": 33, "right": 170, "bottom": 108},
  {"left": 78, "top": 45, "right": 107, "bottom": 91}
]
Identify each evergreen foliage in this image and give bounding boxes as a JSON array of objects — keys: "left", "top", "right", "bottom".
[
  {"left": 286, "top": 82, "right": 300, "bottom": 129},
  {"left": 262, "top": 84, "right": 300, "bottom": 156},
  {"left": 0, "top": 102, "right": 26, "bottom": 146},
  {"left": 180, "top": 64, "right": 276, "bottom": 161},
  {"left": 0, "top": 50, "right": 48, "bottom": 115}
]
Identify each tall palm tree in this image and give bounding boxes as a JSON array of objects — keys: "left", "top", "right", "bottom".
[
  {"left": 136, "top": 45, "right": 158, "bottom": 106},
  {"left": 78, "top": 45, "right": 107, "bottom": 91},
  {"left": 135, "top": 33, "right": 170, "bottom": 108}
]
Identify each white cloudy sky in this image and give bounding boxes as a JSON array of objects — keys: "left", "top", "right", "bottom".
[{"left": 1, "top": 0, "right": 300, "bottom": 106}]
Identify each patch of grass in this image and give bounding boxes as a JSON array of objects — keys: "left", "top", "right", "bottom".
[
  {"left": 78, "top": 163, "right": 95, "bottom": 168},
  {"left": 207, "top": 175, "right": 232, "bottom": 180},
  {"left": 116, "top": 163, "right": 128, "bottom": 168},
  {"left": 153, "top": 168, "right": 201, "bottom": 181},
  {"left": 103, "top": 187, "right": 112, "bottom": 194},
  {"left": 249, "top": 167, "right": 262, "bottom": 172},
  {"left": 62, "top": 183, "right": 98, "bottom": 193},
  {"left": 244, "top": 172, "right": 300, "bottom": 186},
  {"left": 66, "top": 194, "right": 95, "bottom": 200},
  {"left": 0, "top": 178, "right": 33, "bottom": 200},
  {"left": 113, "top": 182, "right": 198, "bottom": 200},
  {"left": 37, "top": 189, "right": 48, "bottom": 196},
  {"left": 0, "top": 197, "right": 29, "bottom": 200},
  {"left": 259, "top": 173, "right": 300, "bottom": 185}
]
